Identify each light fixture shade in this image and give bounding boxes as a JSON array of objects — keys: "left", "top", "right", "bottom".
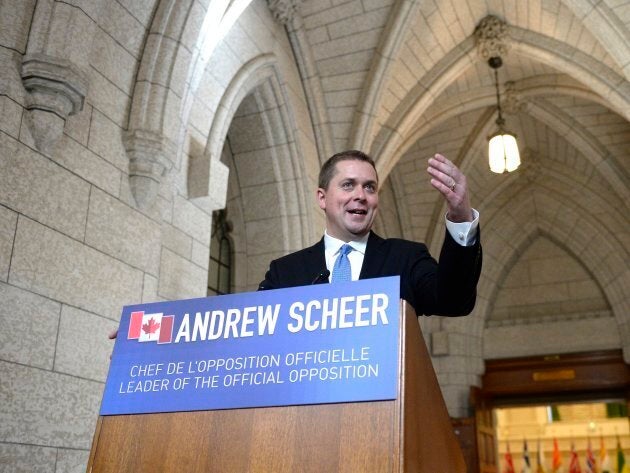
[{"left": 488, "top": 132, "right": 521, "bottom": 173}]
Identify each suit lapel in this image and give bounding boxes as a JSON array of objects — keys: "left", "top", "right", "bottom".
[
  {"left": 305, "top": 238, "right": 328, "bottom": 284},
  {"left": 359, "top": 232, "right": 387, "bottom": 279}
]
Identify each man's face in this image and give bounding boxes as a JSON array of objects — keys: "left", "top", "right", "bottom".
[{"left": 317, "top": 159, "right": 379, "bottom": 241}]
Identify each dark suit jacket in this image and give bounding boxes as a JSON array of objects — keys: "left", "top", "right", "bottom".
[{"left": 259, "top": 231, "right": 482, "bottom": 316}]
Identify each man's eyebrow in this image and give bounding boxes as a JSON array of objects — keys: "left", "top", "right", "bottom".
[{"left": 339, "top": 177, "right": 378, "bottom": 185}]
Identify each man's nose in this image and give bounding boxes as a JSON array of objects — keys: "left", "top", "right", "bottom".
[{"left": 353, "top": 186, "right": 366, "bottom": 200}]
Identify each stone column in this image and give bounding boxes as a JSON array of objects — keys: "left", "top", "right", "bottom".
[
  {"left": 266, "top": 0, "right": 334, "bottom": 160},
  {"left": 125, "top": 0, "right": 196, "bottom": 209}
]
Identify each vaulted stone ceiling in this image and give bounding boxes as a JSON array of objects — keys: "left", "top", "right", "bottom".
[
  {"left": 289, "top": 0, "right": 629, "bottom": 353},
  {"left": 297, "top": 1, "right": 628, "bottom": 183}
]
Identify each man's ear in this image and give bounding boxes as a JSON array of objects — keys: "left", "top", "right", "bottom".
[{"left": 316, "top": 188, "right": 326, "bottom": 210}]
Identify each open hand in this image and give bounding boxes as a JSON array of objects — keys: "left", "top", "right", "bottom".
[{"left": 427, "top": 153, "right": 473, "bottom": 223}]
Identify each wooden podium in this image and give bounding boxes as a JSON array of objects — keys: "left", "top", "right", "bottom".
[{"left": 87, "top": 301, "right": 465, "bottom": 472}]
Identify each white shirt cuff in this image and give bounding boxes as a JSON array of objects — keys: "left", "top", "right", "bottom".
[{"left": 445, "top": 209, "right": 479, "bottom": 246}]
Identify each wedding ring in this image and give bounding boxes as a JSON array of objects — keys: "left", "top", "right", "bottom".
[{"left": 450, "top": 181, "right": 456, "bottom": 191}]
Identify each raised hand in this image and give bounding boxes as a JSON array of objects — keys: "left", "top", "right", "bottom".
[{"left": 427, "top": 153, "right": 473, "bottom": 223}]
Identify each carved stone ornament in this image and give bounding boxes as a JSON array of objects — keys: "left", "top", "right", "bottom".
[
  {"left": 503, "top": 81, "right": 527, "bottom": 115},
  {"left": 520, "top": 148, "right": 541, "bottom": 183},
  {"left": 21, "top": 53, "right": 88, "bottom": 155},
  {"left": 267, "top": 0, "right": 303, "bottom": 25},
  {"left": 124, "top": 129, "right": 176, "bottom": 209},
  {"left": 474, "top": 15, "right": 511, "bottom": 60}
]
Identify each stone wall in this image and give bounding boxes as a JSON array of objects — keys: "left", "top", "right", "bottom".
[{"left": 0, "top": 1, "right": 318, "bottom": 471}]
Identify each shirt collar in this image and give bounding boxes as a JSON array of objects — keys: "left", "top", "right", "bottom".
[{"left": 323, "top": 230, "right": 369, "bottom": 255}]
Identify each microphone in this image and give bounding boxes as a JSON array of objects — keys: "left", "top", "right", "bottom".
[{"left": 311, "top": 269, "right": 330, "bottom": 284}]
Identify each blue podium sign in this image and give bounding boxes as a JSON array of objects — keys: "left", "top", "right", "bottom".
[{"left": 100, "top": 276, "right": 400, "bottom": 415}]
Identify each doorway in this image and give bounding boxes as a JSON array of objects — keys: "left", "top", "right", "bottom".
[
  {"left": 496, "top": 401, "right": 628, "bottom": 472},
  {"left": 459, "top": 349, "right": 630, "bottom": 473}
]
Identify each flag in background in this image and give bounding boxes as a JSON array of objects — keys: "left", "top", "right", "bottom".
[
  {"left": 537, "top": 439, "right": 547, "bottom": 473},
  {"left": 523, "top": 439, "right": 532, "bottom": 473},
  {"left": 618, "top": 437, "right": 630, "bottom": 473},
  {"left": 569, "top": 442, "right": 582, "bottom": 473},
  {"left": 600, "top": 436, "right": 611, "bottom": 473},
  {"left": 552, "top": 438, "right": 563, "bottom": 472},
  {"left": 504, "top": 442, "right": 516, "bottom": 473},
  {"left": 585, "top": 438, "right": 597, "bottom": 473}
]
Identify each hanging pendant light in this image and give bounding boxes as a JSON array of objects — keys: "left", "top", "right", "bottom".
[{"left": 487, "top": 56, "right": 520, "bottom": 173}]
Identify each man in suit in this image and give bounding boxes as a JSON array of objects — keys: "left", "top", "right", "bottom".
[{"left": 259, "top": 150, "right": 482, "bottom": 317}]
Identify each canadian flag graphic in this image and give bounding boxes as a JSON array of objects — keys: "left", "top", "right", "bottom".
[{"left": 127, "top": 311, "right": 174, "bottom": 344}]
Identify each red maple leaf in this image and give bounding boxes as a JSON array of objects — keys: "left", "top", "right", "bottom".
[{"left": 142, "top": 317, "right": 160, "bottom": 335}]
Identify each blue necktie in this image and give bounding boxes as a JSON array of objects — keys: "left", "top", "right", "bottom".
[{"left": 332, "top": 244, "right": 353, "bottom": 283}]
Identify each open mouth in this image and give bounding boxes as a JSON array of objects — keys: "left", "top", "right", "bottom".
[{"left": 347, "top": 209, "right": 367, "bottom": 215}]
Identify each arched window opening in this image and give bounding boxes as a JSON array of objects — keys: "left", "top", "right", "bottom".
[{"left": 207, "top": 209, "right": 233, "bottom": 296}]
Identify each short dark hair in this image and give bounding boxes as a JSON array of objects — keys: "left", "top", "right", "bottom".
[{"left": 318, "top": 150, "right": 378, "bottom": 189}]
